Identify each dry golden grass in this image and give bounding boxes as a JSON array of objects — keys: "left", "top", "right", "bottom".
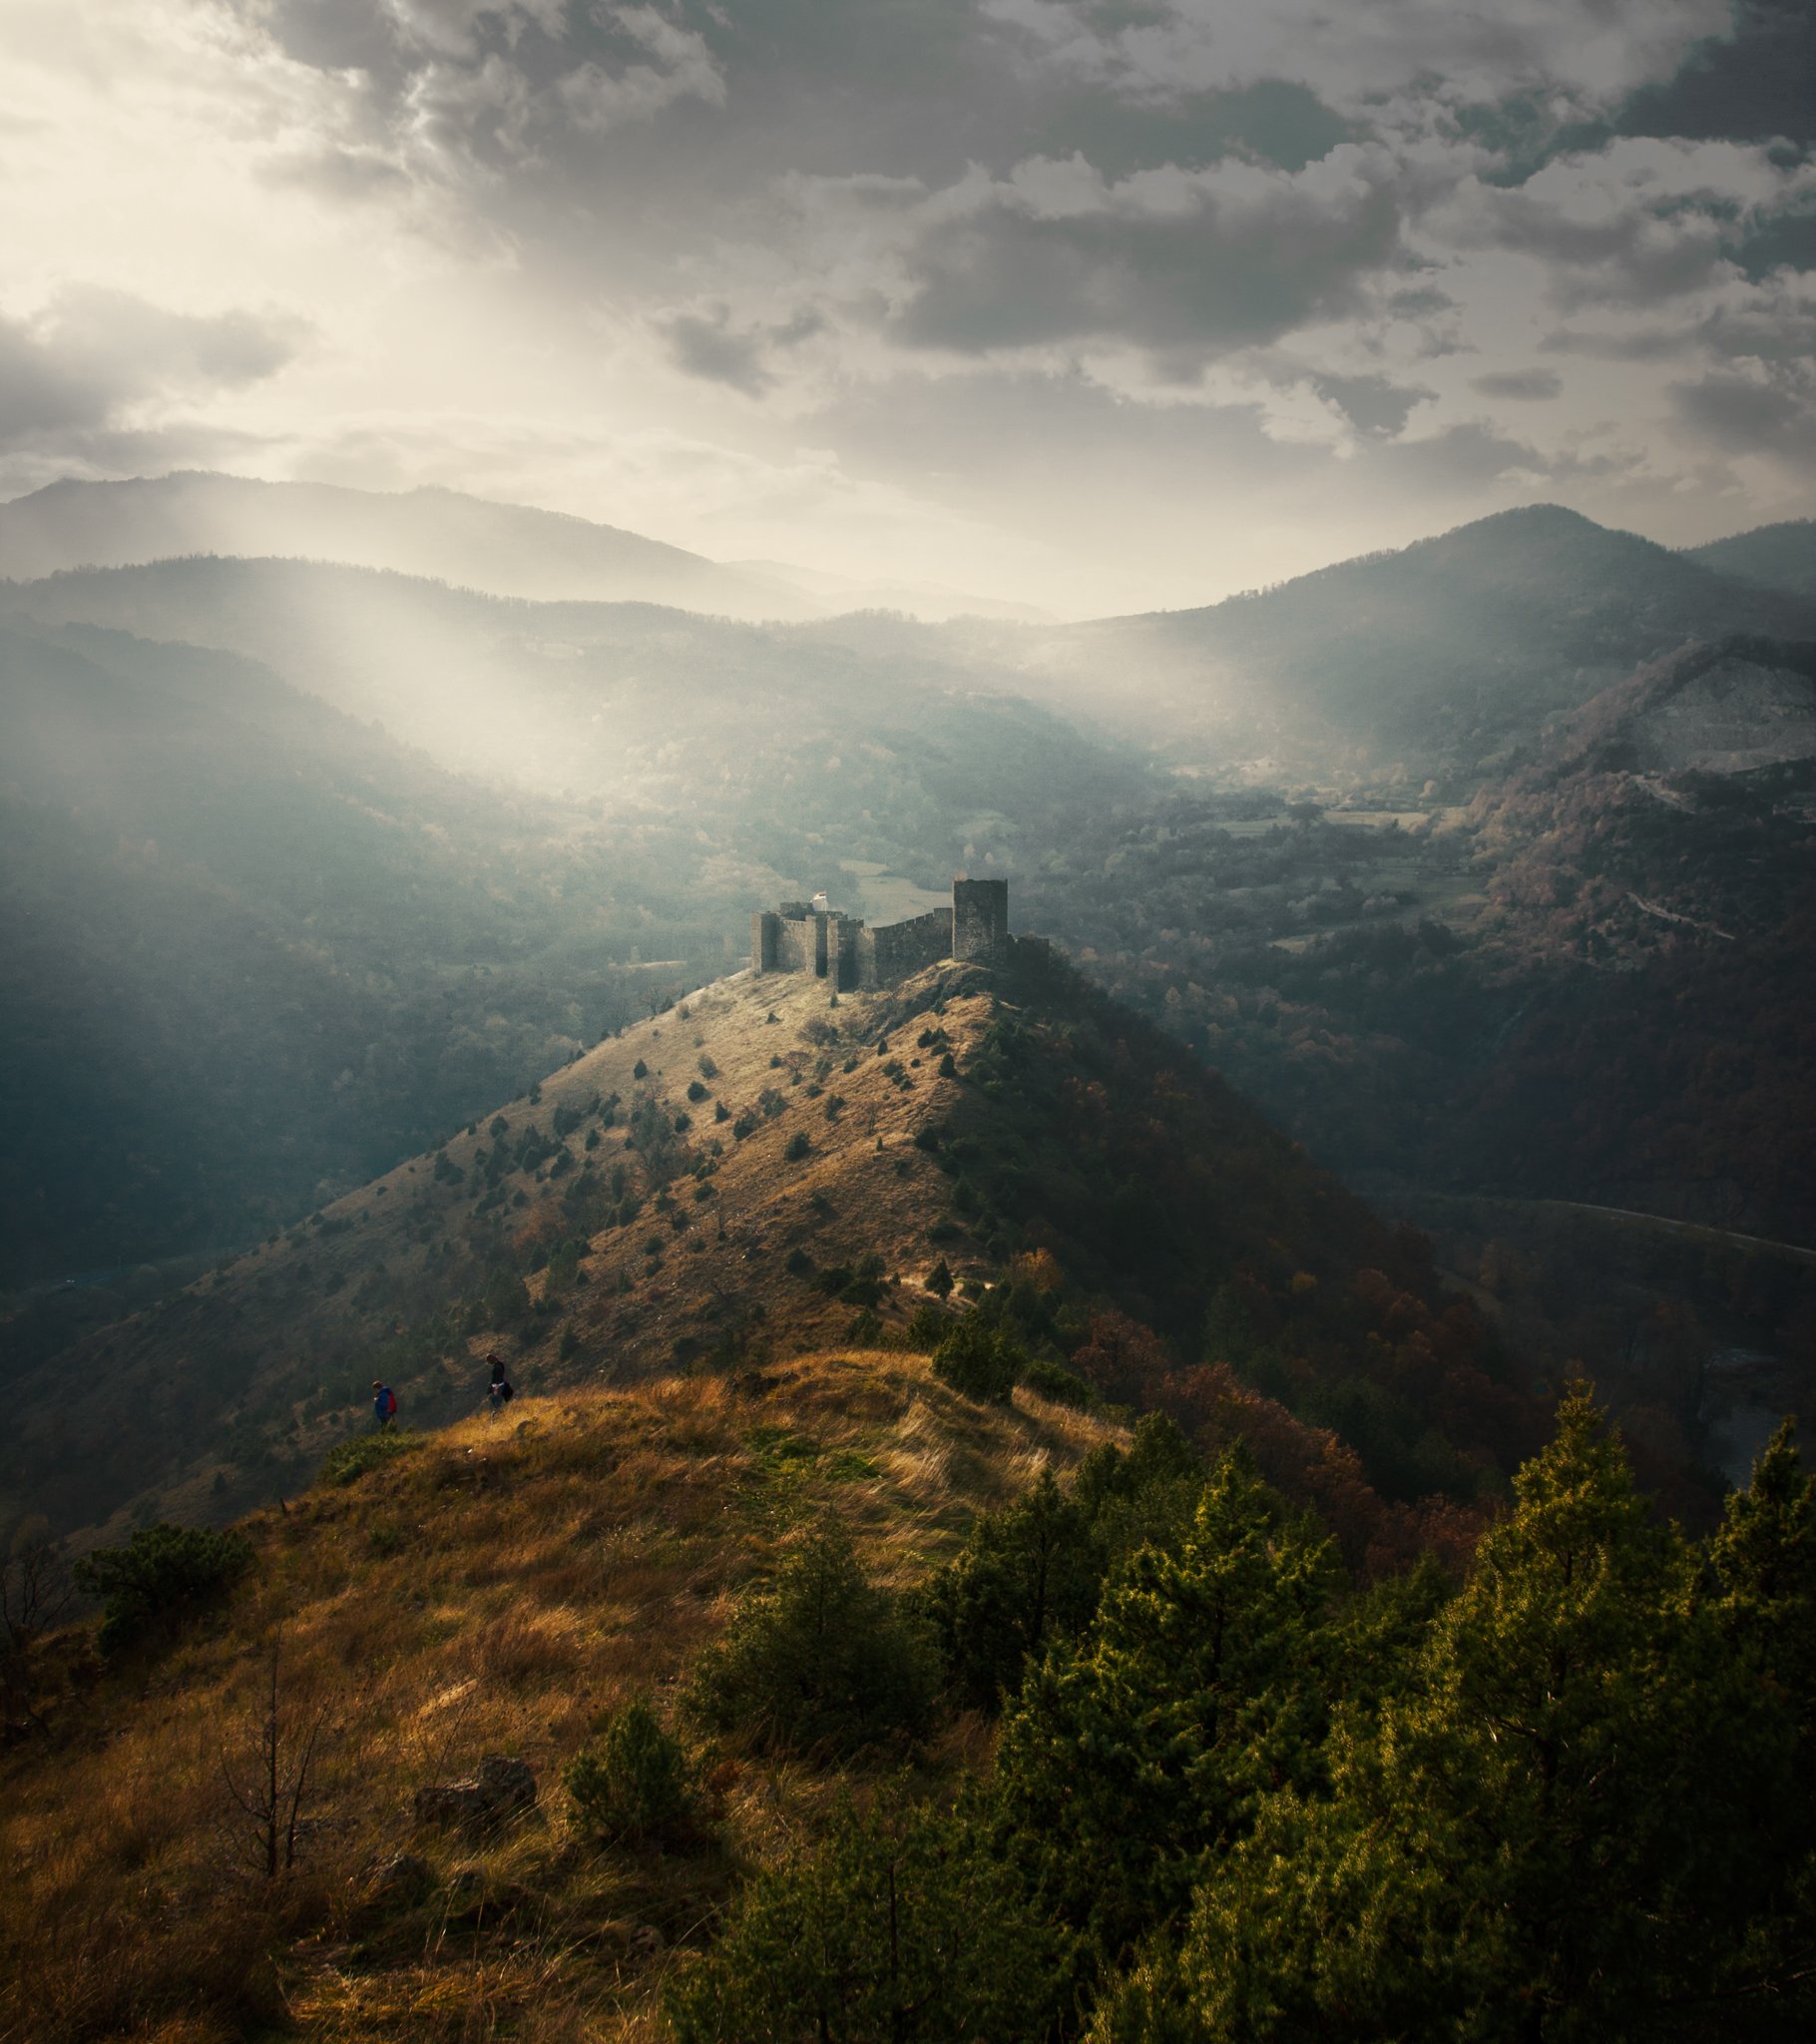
[
  {"left": 0, "top": 1352, "right": 1122, "bottom": 2044},
  {"left": 42, "top": 959, "right": 1001, "bottom": 1550}
]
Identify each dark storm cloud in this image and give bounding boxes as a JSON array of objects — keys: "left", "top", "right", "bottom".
[
  {"left": 1371, "top": 419, "right": 1550, "bottom": 490},
  {"left": 1309, "top": 371, "right": 1434, "bottom": 435},
  {"left": 1672, "top": 368, "right": 1816, "bottom": 454},
  {"left": 1483, "top": 183, "right": 1732, "bottom": 307},
  {"left": 1473, "top": 368, "right": 1565, "bottom": 399},
  {"left": 659, "top": 304, "right": 824, "bottom": 396},
  {"left": 1026, "top": 78, "right": 1358, "bottom": 178},
  {"left": 891, "top": 155, "right": 1406, "bottom": 359},
  {"left": 1736, "top": 198, "right": 1816, "bottom": 277}
]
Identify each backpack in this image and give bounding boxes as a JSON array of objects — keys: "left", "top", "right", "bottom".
[
  {"left": 497, "top": 1380, "right": 514, "bottom": 1404},
  {"left": 381, "top": 1386, "right": 397, "bottom": 1418}
]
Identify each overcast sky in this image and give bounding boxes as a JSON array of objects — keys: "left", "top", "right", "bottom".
[{"left": 3, "top": 0, "right": 1813, "bottom": 613}]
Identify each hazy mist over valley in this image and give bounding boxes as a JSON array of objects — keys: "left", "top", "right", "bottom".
[{"left": 5, "top": 6, "right": 1816, "bottom": 2041}]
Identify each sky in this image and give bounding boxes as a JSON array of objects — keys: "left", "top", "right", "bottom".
[{"left": 2, "top": 0, "right": 1814, "bottom": 615}]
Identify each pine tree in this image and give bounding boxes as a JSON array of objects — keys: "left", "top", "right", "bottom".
[
  {"left": 995, "top": 1445, "right": 1334, "bottom": 1966},
  {"left": 1103, "top": 1389, "right": 1811, "bottom": 2041}
]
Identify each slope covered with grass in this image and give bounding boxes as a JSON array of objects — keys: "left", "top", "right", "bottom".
[{"left": 0, "top": 1354, "right": 1118, "bottom": 2043}]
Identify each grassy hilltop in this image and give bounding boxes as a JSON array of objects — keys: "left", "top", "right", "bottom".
[
  {"left": 0, "top": 1354, "right": 1118, "bottom": 2041},
  {"left": 6, "top": 949, "right": 1547, "bottom": 1550},
  {"left": 5, "top": 1333, "right": 1814, "bottom": 2043}
]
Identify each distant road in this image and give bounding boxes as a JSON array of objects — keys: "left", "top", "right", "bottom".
[{"left": 1497, "top": 1198, "right": 1816, "bottom": 1268}]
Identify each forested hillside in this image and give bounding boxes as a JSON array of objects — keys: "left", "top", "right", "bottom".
[
  {"left": 1685, "top": 519, "right": 1816, "bottom": 600},
  {"left": 962, "top": 505, "right": 1816, "bottom": 785}
]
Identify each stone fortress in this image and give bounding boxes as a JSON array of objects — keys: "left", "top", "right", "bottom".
[{"left": 752, "top": 876, "right": 1013, "bottom": 991}]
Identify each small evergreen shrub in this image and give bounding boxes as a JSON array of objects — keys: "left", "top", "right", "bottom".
[
  {"left": 784, "top": 1132, "right": 811, "bottom": 1162},
  {"left": 930, "top": 1317, "right": 1023, "bottom": 1404},
  {"left": 904, "top": 1302, "right": 947, "bottom": 1350},
  {"left": 664, "top": 1794, "right": 1065, "bottom": 2044},
  {"left": 318, "top": 1429, "right": 419, "bottom": 1488},
  {"left": 565, "top": 1699, "right": 697, "bottom": 1849},
  {"left": 633, "top": 1058, "right": 648, "bottom": 1079},
  {"left": 73, "top": 1523, "right": 254, "bottom": 1654},
  {"left": 914, "top": 1468, "right": 1106, "bottom": 1711},
  {"left": 686, "top": 1080, "right": 708, "bottom": 1102},
  {"left": 686, "top": 1525, "right": 934, "bottom": 1757},
  {"left": 1018, "top": 1357, "right": 1096, "bottom": 1410}
]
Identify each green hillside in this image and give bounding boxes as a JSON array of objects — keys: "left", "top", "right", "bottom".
[{"left": 1685, "top": 518, "right": 1816, "bottom": 599}]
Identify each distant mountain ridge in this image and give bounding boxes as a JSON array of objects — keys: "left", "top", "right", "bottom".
[
  {"left": 1683, "top": 519, "right": 1816, "bottom": 600},
  {"left": 13, "top": 479, "right": 1814, "bottom": 794},
  {"left": 0, "top": 472, "right": 1044, "bottom": 624},
  {"left": 956, "top": 504, "right": 1816, "bottom": 787},
  {"left": 0, "top": 471, "right": 825, "bottom": 620},
  {"left": 3, "top": 554, "right": 1120, "bottom": 805}
]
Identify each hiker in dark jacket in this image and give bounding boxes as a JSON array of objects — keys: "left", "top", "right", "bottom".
[{"left": 372, "top": 1379, "right": 398, "bottom": 1427}]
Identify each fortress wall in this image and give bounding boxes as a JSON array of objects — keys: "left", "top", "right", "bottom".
[
  {"left": 774, "top": 916, "right": 822, "bottom": 975},
  {"left": 828, "top": 914, "right": 864, "bottom": 992},
  {"left": 750, "top": 882, "right": 1010, "bottom": 987},
  {"left": 953, "top": 877, "right": 1009, "bottom": 962},
  {"left": 866, "top": 907, "right": 951, "bottom": 985}
]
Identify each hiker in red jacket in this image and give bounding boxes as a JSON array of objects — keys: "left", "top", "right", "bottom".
[{"left": 372, "top": 1379, "right": 398, "bottom": 1428}]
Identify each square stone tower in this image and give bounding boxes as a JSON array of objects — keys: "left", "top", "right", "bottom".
[{"left": 952, "top": 876, "right": 1009, "bottom": 961}]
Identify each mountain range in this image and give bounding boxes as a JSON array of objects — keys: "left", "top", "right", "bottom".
[
  {"left": 4, "top": 471, "right": 1813, "bottom": 1548},
  {"left": 955, "top": 504, "right": 1816, "bottom": 785},
  {"left": 0, "top": 472, "right": 1045, "bottom": 624}
]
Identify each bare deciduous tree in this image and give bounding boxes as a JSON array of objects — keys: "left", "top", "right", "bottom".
[
  {"left": 220, "top": 1631, "right": 333, "bottom": 1879},
  {"left": 1, "top": 1517, "right": 72, "bottom": 1734}
]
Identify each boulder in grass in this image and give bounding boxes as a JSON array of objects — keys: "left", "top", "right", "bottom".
[{"left": 413, "top": 1754, "right": 537, "bottom": 1836}]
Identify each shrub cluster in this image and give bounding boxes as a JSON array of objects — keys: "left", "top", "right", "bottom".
[
  {"left": 565, "top": 1699, "right": 697, "bottom": 1849},
  {"left": 73, "top": 1522, "right": 254, "bottom": 1654},
  {"left": 686, "top": 1526, "right": 933, "bottom": 1758}
]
